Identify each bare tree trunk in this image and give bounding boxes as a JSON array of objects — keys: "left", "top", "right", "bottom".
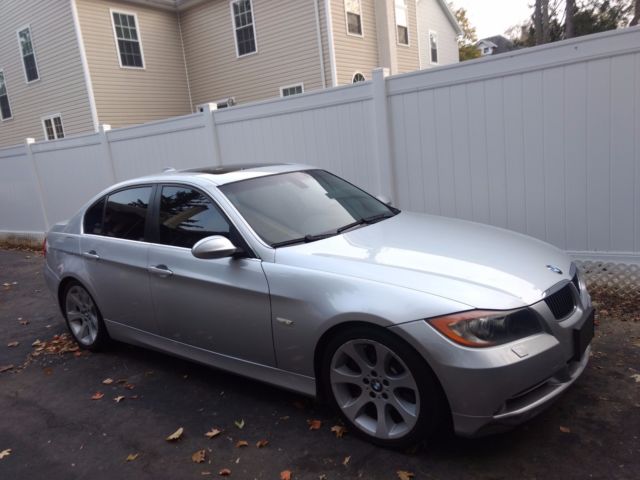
[
  {"left": 631, "top": 0, "right": 640, "bottom": 26},
  {"left": 565, "top": 0, "right": 575, "bottom": 38},
  {"left": 542, "top": 0, "right": 550, "bottom": 43},
  {"left": 534, "top": 0, "right": 543, "bottom": 44}
]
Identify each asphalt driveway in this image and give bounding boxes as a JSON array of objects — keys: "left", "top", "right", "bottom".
[{"left": 0, "top": 248, "right": 639, "bottom": 479}]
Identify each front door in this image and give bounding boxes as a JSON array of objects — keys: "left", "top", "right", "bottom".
[{"left": 147, "top": 184, "right": 274, "bottom": 366}]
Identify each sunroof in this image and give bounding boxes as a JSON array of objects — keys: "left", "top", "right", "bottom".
[{"left": 183, "top": 163, "right": 283, "bottom": 175}]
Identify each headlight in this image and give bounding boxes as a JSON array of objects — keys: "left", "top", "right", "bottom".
[{"left": 427, "top": 309, "right": 543, "bottom": 348}]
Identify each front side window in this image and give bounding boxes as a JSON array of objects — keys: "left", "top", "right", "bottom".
[
  {"left": 112, "top": 12, "right": 144, "bottom": 68},
  {"left": 0, "top": 71, "right": 12, "bottom": 120},
  {"left": 158, "top": 186, "right": 231, "bottom": 248},
  {"left": 220, "top": 170, "right": 395, "bottom": 247},
  {"left": 395, "top": 0, "right": 409, "bottom": 45},
  {"left": 42, "top": 115, "right": 64, "bottom": 140},
  {"left": 103, "top": 187, "right": 152, "bottom": 241},
  {"left": 280, "top": 84, "right": 303, "bottom": 97},
  {"left": 231, "top": 0, "right": 257, "bottom": 56},
  {"left": 18, "top": 27, "right": 39, "bottom": 82},
  {"left": 430, "top": 31, "right": 439, "bottom": 64},
  {"left": 345, "top": 0, "right": 363, "bottom": 36}
]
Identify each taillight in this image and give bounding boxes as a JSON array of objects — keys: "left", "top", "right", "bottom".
[{"left": 42, "top": 237, "right": 47, "bottom": 257}]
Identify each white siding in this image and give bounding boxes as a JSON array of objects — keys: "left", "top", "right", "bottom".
[{"left": 417, "top": 0, "right": 459, "bottom": 68}]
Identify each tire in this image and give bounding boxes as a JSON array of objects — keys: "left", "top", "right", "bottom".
[
  {"left": 62, "top": 281, "right": 110, "bottom": 351},
  {"left": 321, "top": 326, "right": 447, "bottom": 449}
]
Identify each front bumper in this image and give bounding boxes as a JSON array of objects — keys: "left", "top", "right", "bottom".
[{"left": 389, "top": 284, "right": 593, "bottom": 437}]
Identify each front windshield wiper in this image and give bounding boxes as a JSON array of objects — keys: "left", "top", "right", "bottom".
[{"left": 336, "top": 212, "right": 396, "bottom": 233}]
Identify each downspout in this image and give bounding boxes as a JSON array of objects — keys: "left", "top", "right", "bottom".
[
  {"left": 314, "top": 0, "right": 327, "bottom": 88},
  {"left": 324, "top": 0, "right": 338, "bottom": 87},
  {"left": 70, "top": 0, "right": 99, "bottom": 132},
  {"left": 177, "top": 11, "right": 194, "bottom": 112}
]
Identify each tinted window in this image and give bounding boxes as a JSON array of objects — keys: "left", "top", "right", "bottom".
[
  {"left": 103, "top": 187, "right": 152, "bottom": 241},
  {"left": 84, "top": 197, "right": 105, "bottom": 234},
  {"left": 159, "top": 186, "right": 230, "bottom": 248}
]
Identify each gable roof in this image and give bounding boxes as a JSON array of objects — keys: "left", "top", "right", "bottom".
[
  {"left": 435, "top": 0, "right": 463, "bottom": 36},
  {"left": 477, "top": 35, "right": 517, "bottom": 54}
]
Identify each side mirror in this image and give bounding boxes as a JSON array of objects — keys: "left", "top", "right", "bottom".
[
  {"left": 376, "top": 194, "right": 393, "bottom": 206},
  {"left": 192, "top": 235, "right": 237, "bottom": 259}
]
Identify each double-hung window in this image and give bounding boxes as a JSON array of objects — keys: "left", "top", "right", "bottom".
[
  {"left": 345, "top": 0, "right": 363, "bottom": 36},
  {"left": 395, "top": 0, "right": 409, "bottom": 45},
  {"left": 112, "top": 11, "right": 144, "bottom": 68},
  {"left": 0, "top": 71, "right": 12, "bottom": 120},
  {"left": 231, "top": 0, "right": 257, "bottom": 56},
  {"left": 429, "top": 31, "right": 439, "bottom": 64},
  {"left": 18, "top": 27, "right": 39, "bottom": 82},
  {"left": 42, "top": 115, "right": 64, "bottom": 141}
]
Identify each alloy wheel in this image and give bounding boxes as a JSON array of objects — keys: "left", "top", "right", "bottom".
[{"left": 65, "top": 285, "right": 99, "bottom": 346}]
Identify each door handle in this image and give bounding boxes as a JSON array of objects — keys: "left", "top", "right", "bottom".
[
  {"left": 148, "top": 264, "right": 173, "bottom": 277},
  {"left": 82, "top": 250, "right": 100, "bottom": 260}
]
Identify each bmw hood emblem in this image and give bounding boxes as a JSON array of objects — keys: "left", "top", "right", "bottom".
[{"left": 546, "top": 264, "right": 563, "bottom": 275}]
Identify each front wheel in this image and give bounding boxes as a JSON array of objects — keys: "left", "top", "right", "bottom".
[
  {"left": 322, "top": 326, "right": 447, "bottom": 448},
  {"left": 63, "top": 282, "right": 109, "bottom": 351}
]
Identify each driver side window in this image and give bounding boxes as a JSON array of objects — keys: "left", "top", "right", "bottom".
[{"left": 158, "top": 186, "right": 231, "bottom": 248}]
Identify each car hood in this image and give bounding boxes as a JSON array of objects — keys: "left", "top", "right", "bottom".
[{"left": 274, "top": 212, "right": 573, "bottom": 310}]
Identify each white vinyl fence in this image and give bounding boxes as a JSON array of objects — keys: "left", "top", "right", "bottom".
[{"left": 1, "top": 27, "right": 639, "bottom": 263}]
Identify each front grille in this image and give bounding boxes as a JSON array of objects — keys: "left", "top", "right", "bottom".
[{"left": 544, "top": 284, "right": 575, "bottom": 319}]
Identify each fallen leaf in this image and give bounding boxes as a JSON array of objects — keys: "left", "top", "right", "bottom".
[
  {"left": 234, "top": 419, "right": 245, "bottom": 429},
  {"left": 397, "top": 471, "right": 414, "bottom": 480},
  {"left": 559, "top": 426, "right": 571, "bottom": 433},
  {"left": 114, "top": 396, "right": 125, "bottom": 403},
  {"left": 43, "top": 367, "right": 53, "bottom": 376},
  {"left": 342, "top": 456, "right": 351, "bottom": 466},
  {"left": 166, "top": 427, "right": 184, "bottom": 441},
  {"left": 116, "top": 379, "right": 128, "bottom": 384},
  {"left": 102, "top": 378, "right": 114, "bottom": 385},
  {"left": 0, "top": 365, "right": 14, "bottom": 373},
  {"left": 235, "top": 457, "right": 240, "bottom": 464},
  {"left": 91, "top": 392, "right": 104, "bottom": 400},
  {"left": 125, "top": 453, "right": 139, "bottom": 462},
  {"left": 32, "top": 340, "right": 42, "bottom": 347},
  {"left": 124, "top": 383, "right": 135, "bottom": 390},
  {"left": 307, "top": 419, "right": 322, "bottom": 430},
  {"left": 330, "top": 425, "right": 347, "bottom": 438},
  {"left": 235, "top": 440, "right": 248, "bottom": 448},
  {"left": 0, "top": 449, "right": 11, "bottom": 460},
  {"left": 192, "top": 449, "right": 206, "bottom": 463},
  {"left": 201, "top": 471, "right": 211, "bottom": 476},
  {"left": 205, "top": 428, "right": 222, "bottom": 439},
  {"left": 219, "top": 468, "right": 232, "bottom": 476},
  {"left": 256, "top": 439, "right": 269, "bottom": 448},
  {"left": 631, "top": 374, "right": 640, "bottom": 383},
  {"left": 19, "top": 319, "right": 29, "bottom": 326},
  {"left": 280, "top": 470, "right": 292, "bottom": 480},
  {"left": 7, "top": 341, "right": 19, "bottom": 348}
]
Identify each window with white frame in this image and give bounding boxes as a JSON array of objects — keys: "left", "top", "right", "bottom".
[
  {"left": 112, "top": 12, "right": 144, "bottom": 68},
  {"left": 280, "top": 84, "right": 303, "bottom": 97},
  {"left": 231, "top": 0, "right": 257, "bottom": 56},
  {"left": 344, "top": 0, "right": 363, "bottom": 36},
  {"left": 429, "top": 31, "right": 438, "bottom": 64},
  {"left": 18, "top": 27, "right": 39, "bottom": 82},
  {"left": 42, "top": 115, "right": 64, "bottom": 141},
  {"left": 395, "top": 0, "right": 408, "bottom": 45},
  {"left": 352, "top": 72, "right": 365, "bottom": 83},
  {"left": 0, "top": 71, "right": 12, "bottom": 120}
]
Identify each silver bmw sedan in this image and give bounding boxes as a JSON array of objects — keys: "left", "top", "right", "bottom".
[{"left": 44, "top": 163, "right": 594, "bottom": 448}]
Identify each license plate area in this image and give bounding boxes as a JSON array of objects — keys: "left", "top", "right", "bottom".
[{"left": 573, "top": 308, "right": 595, "bottom": 361}]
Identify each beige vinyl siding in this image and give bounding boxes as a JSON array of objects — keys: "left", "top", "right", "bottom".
[
  {"left": 0, "top": 0, "right": 94, "bottom": 148},
  {"left": 180, "top": 0, "right": 325, "bottom": 107},
  {"left": 416, "top": 0, "right": 459, "bottom": 68},
  {"left": 76, "top": 0, "right": 191, "bottom": 128},
  {"left": 331, "top": 0, "right": 379, "bottom": 85},
  {"left": 394, "top": 0, "right": 419, "bottom": 73}
]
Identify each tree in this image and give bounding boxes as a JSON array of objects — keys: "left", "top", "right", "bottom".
[
  {"left": 452, "top": 6, "right": 481, "bottom": 61},
  {"left": 566, "top": 0, "right": 576, "bottom": 38},
  {"left": 631, "top": 0, "right": 640, "bottom": 25}
]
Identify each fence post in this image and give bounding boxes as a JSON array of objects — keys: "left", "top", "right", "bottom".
[
  {"left": 371, "top": 68, "right": 397, "bottom": 204},
  {"left": 98, "top": 124, "right": 117, "bottom": 183},
  {"left": 202, "top": 103, "right": 223, "bottom": 166},
  {"left": 24, "top": 138, "right": 50, "bottom": 231}
]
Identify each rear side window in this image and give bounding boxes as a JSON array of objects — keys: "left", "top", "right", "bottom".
[
  {"left": 84, "top": 197, "right": 105, "bottom": 234},
  {"left": 103, "top": 187, "right": 152, "bottom": 241},
  {"left": 159, "top": 186, "right": 230, "bottom": 248}
]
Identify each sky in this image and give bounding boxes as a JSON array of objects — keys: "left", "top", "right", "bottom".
[{"left": 451, "top": 0, "right": 534, "bottom": 40}]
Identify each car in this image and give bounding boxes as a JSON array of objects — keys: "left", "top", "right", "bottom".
[{"left": 43, "top": 163, "right": 594, "bottom": 448}]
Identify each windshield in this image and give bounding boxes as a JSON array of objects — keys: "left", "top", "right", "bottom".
[{"left": 219, "top": 170, "right": 397, "bottom": 247}]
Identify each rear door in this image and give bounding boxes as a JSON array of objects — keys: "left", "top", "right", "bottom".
[
  {"left": 80, "top": 185, "right": 157, "bottom": 333},
  {"left": 146, "top": 184, "right": 274, "bottom": 366}
]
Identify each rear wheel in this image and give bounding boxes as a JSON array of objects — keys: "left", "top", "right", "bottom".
[
  {"left": 63, "top": 282, "right": 109, "bottom": 351},
  {"left": 322, "top": 326, "right": 446, "bottom": 448}
]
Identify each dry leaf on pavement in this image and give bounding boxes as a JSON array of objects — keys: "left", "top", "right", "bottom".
[
  {"left": 114, "top": 396, "right": 125, "bottom": 403},
  {"left": 124, "top": 383, "right": 135, "bottom": 390},
  {"left": 166, "top": 427, "right": 184, "bottom": 441},
  {"left": 235, "top": 440, "right": 248, "bottom": 448},
  {"left": 125, "top": 453, "right": 139, "bottom": 462},
  {"left": 330, "top": 425, "right": 347, "bottom": 438},
  {"left": 91, "top": 392, "right": 104, "bottom": 400},
  {"left": 559, "top": 426, "right": 571, "bottom": 433},
  {"left": 342, "top": 456, "right": 351, "bottom": 466},
  {"left": 7, "top": 341, "right": 19, "bottom": 348},
  {"left": 192, "top": 449, "right": 206, "bottom": 463},
  {"left": 102, "top": 378, "right": 114, "bottom": 385},
  {"left": 280, "top": 470, "right": 292, "bottom": 480},
  {"left": 0, "top": 449, "right": 11, "bottom": 460},
  {"left": 219, "top": 468, "right": 232, "bottom": 476},
  {"left": 234, "top": 419, "right": 245, "bottom": 429},
  {"left": 0, "top": 365, "right": 14, "bottom": 373},
  {"left": 631, "top": 374, "right": 640, "bottom": 383},
  {"left": 205, "top": 428, "right": 222, "bottom": 439},
  {"left": 307, "top": 419, "right": 322, "bottom": 430},
  {"left": 256, "top": 439, "right": 269, "bottom": 448},
  {"left": 397, "top": 471, "right": 415, "bottom": 480}
]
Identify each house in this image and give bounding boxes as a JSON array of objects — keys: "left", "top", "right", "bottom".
[
  {"left": 476, "top": 35, "right": 517, "bottom": 56},
  {"left": 0, "top": 0, "right": 461, "bottom": 148}
]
